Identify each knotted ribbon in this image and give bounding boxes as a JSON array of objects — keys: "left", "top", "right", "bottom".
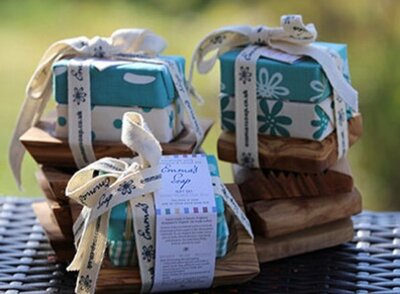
[
  {"left": 66, "top": 112, "right": 163, "bottom": 294},
  {"left": 66, "top": 111, "right": 254, "bottom": 293},
  {"left": 189, "top": 15, "right": 358, "bottom": 167},
  {"left": 10, "top": 28, "right": 204, "bottom": 188}
]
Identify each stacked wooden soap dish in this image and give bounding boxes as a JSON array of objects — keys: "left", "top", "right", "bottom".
[
  {"left": 220, "top": 115, "right": 364, "bottom": 263},
  {"left": 24, "top": 116, "right": 261, "bottom": 290}
]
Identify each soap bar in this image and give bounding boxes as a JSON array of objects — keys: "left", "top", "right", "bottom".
[
  {"left": 53, "top": 55, "right": 185, "bottom": 108},
  {"left": 108, "top": 155, "right": 230, "bottom": 266},
  {"left": 55, "top": 101, "right": 184, "bottom": 143},
  {"left": 220, "top": 93, "right": 353, "bottom": 141},
  {"left": 219, "top": 42, "right": 349, "bottom": 104}
]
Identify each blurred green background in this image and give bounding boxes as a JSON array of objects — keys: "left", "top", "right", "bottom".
[{"left": 0, "top": 0, "right": 399, "bottom": 210}]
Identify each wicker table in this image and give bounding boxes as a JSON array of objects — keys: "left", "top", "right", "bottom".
[{"left": 1, "top": 198, "right": 400, "bottom": 293}]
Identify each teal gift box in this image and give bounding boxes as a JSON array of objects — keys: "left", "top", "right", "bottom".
[
  {"left": 53, "top": 55, "right": 185, "bottom": 108},
  {"left": 219, "top": 42, "right": 349, "bottom": 104},
  {"left": 107, "top": 155, "right": 229, "bottom": 267}
]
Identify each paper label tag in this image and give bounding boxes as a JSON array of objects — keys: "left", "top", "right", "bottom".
[
  {"left": 258, "top": 47, "right": 302, "bottom": 64},
  {"left": 151, "top": 154, "right": 217, "bottom": 292}
]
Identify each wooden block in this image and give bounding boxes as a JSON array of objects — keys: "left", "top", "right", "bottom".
[
  {"left": 35, "top": 167, "right": 59, "bottom": 203},
  {"left": 234, "top": 157, "right": 354, "bottom": 202},
  {"left": 32, "top": 201, "right": 75, "bottom": 261},
  {"left": 34, "top": 184, "right": 260, "bottom": 290},
  {"left": 255, "top": 218, "right": 354, "bottom": 263},
  {"left": 247, "top": 188, "right": 362, "bottom": 238},
  {"left": 21, "top": 117, "right": 214, "bottom": 168},
  {"left": 36, "top": 166, "right": 74, "bottom": 204},
  {"left": 46, "top": 198, "right": 74, "bottom": 240},
  {"left": 218, "top": 114, "right": 363, "bottom": 173}
]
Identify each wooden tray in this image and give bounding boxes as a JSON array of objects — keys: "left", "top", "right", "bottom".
[
  {"left": 255, "top": 218, "right": 354, "bottom": 263},
  {"left": 218, "top": 114, "right": 363, "bottom": 173},
  {"left": 21, "top": 117, "right": 214, "bottom": 168},
  {"left": 233, "top": 158, "right": 354, "bottom": 202},
  {"left": 33, "top": 184, "right": 260, "bottom": 291},
  {"left": 246, "top": 188, "right": 362, "bottom": 238}
]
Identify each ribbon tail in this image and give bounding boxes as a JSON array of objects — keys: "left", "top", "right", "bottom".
[
  {"left": 212, "top": 177, "right": 254, "bottom": 239},
  {"left": 9, "top": 93, "right": 49, "bottom": 189},
  {"left": 69, "top": 212, "right": 110, "bottom": 294}
]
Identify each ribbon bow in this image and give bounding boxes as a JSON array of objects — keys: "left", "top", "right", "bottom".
[
  {"left": 9, "top": 29, "right": 166, "bottom": 188},
  {"left": 66, "top": 112, "right": 163, "bottom": 294},
  {"left": 189, "top": 14, "right": 358, "bottom": 112}
]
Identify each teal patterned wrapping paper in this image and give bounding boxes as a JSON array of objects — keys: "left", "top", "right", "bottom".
[
  {"left": 219, "top": 42, "right": 349, "bottom": 104},
  {"left": 53, "top": 55, "right": 185, "bottom": 108},
  {"left": 220, "top": 93, "right": 353, "bottom": 141},
  {"left": 107, "top": 155, "right": 230, "bottom": 267},
  {"left": 55, "top": 100, "right": 184, "bottom": 143}
]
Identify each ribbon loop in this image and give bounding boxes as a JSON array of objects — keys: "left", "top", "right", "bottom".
[
  {"left": 9, "top": 29, "right": 172, "bottom": 188},
  {"left": 66, "top": 112, "right": 162, "bottom": 294}
]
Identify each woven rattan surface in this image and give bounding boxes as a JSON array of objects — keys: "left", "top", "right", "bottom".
[{"left": 1, "top": 198, "right": 400, "bottom": 293}]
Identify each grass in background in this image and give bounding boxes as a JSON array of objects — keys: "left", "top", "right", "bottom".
[{"left": 1, "top": 0, "right": 400, "bottom": 211}]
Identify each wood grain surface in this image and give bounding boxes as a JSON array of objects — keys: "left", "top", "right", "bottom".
[
  {"left": 233, "top": 158, "right": 354, "bottom": 202},
  {"left": 255, "top": 218, "right": 354, "bottom": 263},
  {"left": 246, "top": 188, "right": 362, "bottom": 238},
  {"left": 32, "top": 184, "right": 260, "bottom": 290},
  {"left": 21, "top": 117, "right": 214, "bottom": 168}
]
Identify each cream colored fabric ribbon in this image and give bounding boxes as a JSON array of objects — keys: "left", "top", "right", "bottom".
[
  {"left": 66, "top": 112, "right": 254, "bottom": 293},
  {"left": 189, "top": 15, "right": 357, "bottom": 167},
  {"left": 10, "top": 28, "right": 204, "bottom": 188},
  {"left": 66, "top": 112, "right": 163, "bottom": 294}
]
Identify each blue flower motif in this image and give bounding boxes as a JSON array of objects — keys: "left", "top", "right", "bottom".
[
  {"left": 311, "top": 105, "right": 330, "bottom": 140},
  {"left": 238, "top": 66, "right": 252, "bottom": 84},
  {"left": 240, "top": 152, "right": 255, "bottom": 168},
  {"left": 220, "top": 95, "right": 235, "bottom": 130},
  {"left": 117, "top": 180, "right": 135, "bottom": 195},
  {"left": 141, "top": 245, "right": 154, "bottom": 262},
  {"left": 257, "top": 100, "right": 292, "bottom": 137},
  {"left": 72, "top": 87, "right": 87, "bottom": 105},
  {"left": 78, "top": 275, "right": 92, "bottom": 292}
]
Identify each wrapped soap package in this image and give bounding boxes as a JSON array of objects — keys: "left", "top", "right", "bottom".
[
  {"left": 55, "top": 102, "right": 184, "bottom": 143},
  {"left": 220, "top": 93, "right": 353, "bottom": 141},
  {"left": 107, "top": 155, "right": 230, "bottom": 266},
  {"left": 219, "top": 42, "right": 349, "bottom": 104},
  {"left": 53, "top": 56, "right": 186, "bottom": 143}
]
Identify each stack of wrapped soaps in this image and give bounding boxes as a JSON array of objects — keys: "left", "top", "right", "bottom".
[
  {"left": 203, "top": 28, "right": 364, "bottom": 262},
  {"left": 16, "top": 30, "right": 259, "bottom": 292},
  {"left": 23, "top": 53, "right": 209, "bottom": 258}
]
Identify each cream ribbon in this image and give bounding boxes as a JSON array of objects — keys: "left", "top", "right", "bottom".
[
  {"left": 189, "top": 15, "right": 357, "bottom": 167},
  {"left": 66, "top": 112, "right": 163, "bottom": 294},
  {"left": 10, "top": 28, "right": 204, "bottom": 188},
  {"left": 66, "top": 113, "right": 253, "bottom": 293}
]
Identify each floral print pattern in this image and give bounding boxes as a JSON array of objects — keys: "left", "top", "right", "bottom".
[
  {"left": 240, "top": 152, "right": 255, "bottom": 168},
  {"left": 256, "top": 68, "right": 290, "bottom": 99},
  {"left": 117, "top": 179, "right": 135, "bottom": 195},
  {"left": 311, "top": 105, "right": 330, "bottom": 140},
  {"left": 141, "top": 245, "right": 155, "bottom": 262},
  {"left": 78, "top": 275, "right": 92, "bottom": 292},
  {"left": 220, "top": 95, "right": 235, "bottom": 130},
  {"left": 309, "top": 79, "right": 329, "bottom": 102},
  {"left": 238, "top": 66, "right": 252, "bottom": 84},
  {"left": 72, "top": 87, "right": 87, "bottom": 105},
  {"left": 257, "top": 100, "right": 292, "bottom": 137}
]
